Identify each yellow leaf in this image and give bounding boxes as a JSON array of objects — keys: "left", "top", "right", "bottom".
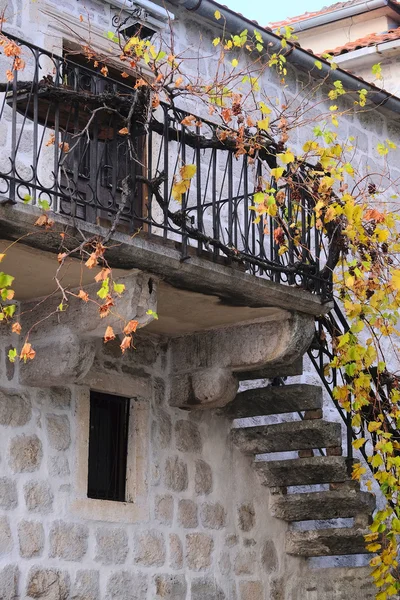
[
  {"left": 278, "top": 150, "right": 294, "bottom": 165},
  {"left": 0, "top": 254, "right": 5, "bottom": 263},
  {"left": 214, "top": 9, "right": 221, "bottom": 19},
  {"left": 257, "top": 117, "right": 270, "bottom": 131},
  {"left": 352, "top": 438, "right": 366, "bottom": 450},
  {"left": 180, "top": 164, "right": 197, "bottom": 180},
  {"left": 368, "top": 421, "right": 381, "bottom": 433},
  {"left": 270, "top": 167, "right": 284, "bottom": 180},
  {"left": 366, "top": 543, "right": 381, "bottom": 552},
  {"left": 391, "top": 269, "right": 400, "bottom": 290},
  {"left": 231, "top": 58, "right": 238, "bottom": 67},
  {"left": 213, "top": 37, "right": 220, "bottom": 47}
]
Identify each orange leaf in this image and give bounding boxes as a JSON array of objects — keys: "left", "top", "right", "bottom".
[
  {"left": 20, "top": 342, "right": 35, "bottom": 362},
  {"left": 124, "top": 319, "right": 139, "bottom": 335},
  {"left": 94, "top": 268, "right": 110, "bottom": 282},
  {"left": 5, "top": 289, "right": 14, "bottom": 300},
  {"left": 35, "top": 214, "right": 51, "bottom": 227},
  {"left": 11, "top": 322, "right": 21, "bottom": 334},
  {"left": 85, "top": 253, "right": 97, "bottom": 269},
  {"left": 104, "top": 326, "right": 116, "bottom": 343},
  {"left": 100, "top": 65, "right": 108, "bottom": 77},
  {"left": 120, "top": 335, "right": 132, "bottom": 353},
  {"left": 78, "top": 289, "right": 89, "bottom": 302},
  {"left": 118, "top": 127, "right": 129, "bottom": 135},
  {"left": 121, "top": 71, "right": 129, "bottom": 78},
  {"left": 57, "top": 252, "right": 67, "bottom": 263},
  {"left": 181, "top": 114, "right": 196, "bottom": 126},
  {"left": 0, "top": 254, "right": 5, "bottom": 263}
]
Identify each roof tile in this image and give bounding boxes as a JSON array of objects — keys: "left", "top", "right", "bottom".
[{"left": 325, "top": 26, "right": 400, "bottom": 55}]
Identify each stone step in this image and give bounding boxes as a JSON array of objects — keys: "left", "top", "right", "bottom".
[
  {"left": 231, "top": 420, "right": 341, "bottom": 454},
  {"left": 286, "top": 527, "right": 372, "bottom": 557},
  {"left": 223, "top": 384, "right": 322, "bottom": 419},
  {"left": 270, "top": 489, "right": 376, "bottom": 522},
  {"left": 255, "top": 456, "right": 354, "bottom": 487}
]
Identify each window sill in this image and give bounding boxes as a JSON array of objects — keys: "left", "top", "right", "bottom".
[{"left": 71, "top": 497, "right": 149, "bottom": 523}]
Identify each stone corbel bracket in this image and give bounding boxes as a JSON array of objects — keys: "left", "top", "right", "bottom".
[
  {"left": 167, "top": 312, "right": 315, "bottom": 410},
  {"left": 18, "top": 271, "right": 157, "bottom": 387}
]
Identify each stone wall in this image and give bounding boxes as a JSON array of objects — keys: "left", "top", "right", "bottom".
[{"left": 0, "top": 330, "right": 303, "bottom": 599}]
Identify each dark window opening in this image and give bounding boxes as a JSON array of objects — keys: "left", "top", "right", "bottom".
[{"left": 88, "top": 391, "right": 130, "bottom": 502}]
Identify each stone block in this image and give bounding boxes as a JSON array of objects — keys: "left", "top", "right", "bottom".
[
  {"left": 134, "top": 530, "right": 166, "bottom": 567},
  {"left": 218, "top": 552, "right": 231, "bottom": 575},
  {"left": 154, "top": 494, "right": 174, "bottom": 525},
  {"left": 0, "top": 565, "right": 19, "bottom": 600},
  {"left": 106, "top": 571, "right": 148, "bottom": 600},
  {"left": 238, "top": 503, "right": 255, "bottom": 532},
  {"left": 175, "top": 420, "right": 202, "bottom": 452},
  {"left": 169, "top": 534, "right": 183, "bottom": 570},
  {"left": 9, "top": 434, "right": 42, "bottom": 472},
  {"left": 0, "top": 477, "right": 17, "bottom": 509},
  {"left": 0, "top": 389, "right": 31, "bottom": 426},
  {"left": 45, "top": 414, "right": 71, "bottom": 451},
  {"left": 152, "top": 410, "right": 172, "bottom": 449},
  {"left": 191, "top": 577, "right": 226, "bottom": 600},
  {"left": 186, "top": 533, "right": 214, "bottom": 570},
  {"left": 72, "top": 570, "right": 100, "bottom": 600},
  {"left": 48, "top": 455, "right": 70, "bottom": 478},
  {"left": 95, "top": 527, "right": 128, "bottom": 565},
  {"left": 49, "top": 521, "right": 88, "bottom": 561},
  {"left": 154, "top": 574, "right": 187, "bottom": 599},
  {"left": 178, "top": 499, "right": 198, "bottom": 528},
  {"left": 195, "top": 459, "right": 213, "bottom": 495},
  {"left": 24, "top": 481, "right": 53, "bottom": 513},
  {"left": 239, "top": 581, "right": 264, "bottom": 600},
  {"left": 0, "top": 516, "right": 12, "bottom": 555},
  {"left": 200, "top": 502, "right": 226, "bottom": 529},
  {"left": 225, "top": 534, "right": 238, "bottom": 547},
  {"left": 26, "top": 567, "right": 70, "bottom": 600},
  {"left": 164, "top": 456, "right": 188, "bottom": 492},
  {"left": 234, "top": 550, "right": 256, "bottom": 575},
  {"left": 37, "top": 387, "right": 71, "bottom": 409},
  {"left": 18, "top": 520, "right": 44, "bottom": 558}
]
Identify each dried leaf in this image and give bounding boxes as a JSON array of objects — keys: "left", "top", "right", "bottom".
[
  {"left": 94, "top": 268, "right": 111, "bottom": 282},
  {"left": 124, "top": 319, "right": 139, "bottom": 335},
  {"left": 104, "top": 326, "right": 116, "bottom": 343},
  {"left": 120, "top": 335, "right": 132, "bottom": 353},
  {"left": 11, "top": 322, "right": 21, "bottom": 334},
  {"left": 85, "top": 253, "right": 98, "bottom": 269},
  {"left": 118, "top": 127, "right": 129, "bottom": 135},
  {"left": 20, "top": 342, "right": 35, "bottom": 362},
  {"left": 78, "top": 289, "right": 89, "bottom": 302}
]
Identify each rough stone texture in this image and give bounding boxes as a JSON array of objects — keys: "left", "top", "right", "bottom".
[
  {"left": 18, "top": 520, "right": 44, "bottom": 558},
  {"left": 24, "top": 480, "right": 53, "bottom": 513},
  {"left": 152, "top": 409, "right": 172, "bottom": 449},
  {"left": 164, "top": 456, "right": 188, "bottom": 492},
  {"left": 195, "top": 459, "right": 213, "bottom": 495},
  {"left": 45, "top": 414, "right": 71, "bottom": 451},
  {"left": 154, "top": 574, "right": 187, "bottom": 599},
  {"left": 0, "top": 516, "right": 12, "bottom": 555},
  {"left": 175, "top": 420, "right": 202, "bottom": 452},
  {"left": 255, "top": 456, "right": 350, "bottom": 487},
  {"left": 48, "top": 455, "right": 70, "bottom": 478},
  {"left": 95, "top": 528, "right": 128, "bottom": 565},
  {"left": 9, "top": 434, "right": 42, "bottom": 472},
  {"left": 106, "top": 571, "right": 148, "bottom": 600},
  {"left": 49, "top": 387, "right": 71, "bottom": 409},
  {"left": 0, "top": 389, "right": 31, "bottom": 426},
  {"left": 270, "top": 577, "right": 284, "bottom": 600},
  {"left": 0, "top": 477, "right": 17, "bottom": 509},
  {"left": 191, "top": 577, "right": 226, "bottom": 600},
  {"left": 234, "top": 549, "right": 256, "bottom": 575},
  {"left": 261, "top": 540, "right": 278, "bottom": 574},
  {"left": 71, "top": 570, "right": 100, "bottom": 600},
  {"left": 218, "top": 552, "right": 231, "bottom": 575},
  {"left": 200, "top": 502, "right": 226, "bottom": 529},
  {"left": 50, "top": 521, "right": 89, "bottom": 561},
  {"left": 225, "top": 534, "right": 239, "bottom": 547},
  {"left": 0, "top": 565, "right": 19, "bottom": 600},
  {"left": 178, "top": 499, "right": 198, "bottom": 528},
  {"left": 134, "top": 530, "right": 166, "bottom": 567},
  {"left": 154, "top": 494, "right": 174, "bottom": 525},
  {"left": 26, "top": 567, "right": 70, "bottom": 600},
  {"left": 186, "top": 533, "right": 214, "bottom": 570},
  {"left": 238, "top": 503, "right": 255, "bottom": 532},
  {"left": 286, "top": 526, "right": 371, "bottom": 557},
  {"left": 239, "top": 581, "right": 264, "bottom": 600},
  {"left": 169, "top": 534, "right": 183, "bottom": 570}
]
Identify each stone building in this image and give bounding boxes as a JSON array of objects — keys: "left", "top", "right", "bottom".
[{"left": 0, "top": 0, "right": 399, "bottom": 599}]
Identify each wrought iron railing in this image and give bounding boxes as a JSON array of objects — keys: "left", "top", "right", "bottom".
[{"left": 0, "top": 34, "right": 333, "bottom": 300}]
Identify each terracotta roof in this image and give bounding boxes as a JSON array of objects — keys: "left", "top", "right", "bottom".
[
  {"left": 324, "top": 26, "right": 400, "bottom": 54},
  {"left": 269, "top": 0, "right": 372, "bottom": 28}
]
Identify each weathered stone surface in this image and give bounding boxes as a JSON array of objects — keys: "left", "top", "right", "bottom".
[
  {"left": 234, "top": 549, "right": 256, "bottom": 575},
  {"left": 178, "top": 499, "right": 198, "bottom": 528},
  {"left": 9, "top": 434, "right": 42, "bottom": 472},
  {"left": 186, "top": 533, "right": 214, "bottom": 570},
  {"left": 195, "top": 459, "right": 213, "bottom": 495},
  {"left": 0, "top": 389, "right": 31, "bottom": 426},
  {"left": 0, "top": 477, "right": 17, "bottom": 510},
  {"left": 270, "top": 577, "right": 284, "bottom": 600},
  {"left": 255, "top": 456, "right": 351, "bottom": 487},
  {"left": 286, "top": 527, "right": 371, "bottom": 557},
  {"left": 218, "top": 552, "right": 231, "bottom": 575},
  {"left": 270, "top": 489, "right": 376, "bottom": 522},
  {"left": 0, "top": 565, "right": 19, "bottom": 600},
  {"left": 191, "top": 577, "right": 226, "bottom": 600},
  {"left": 154, "top": 495, "right": 174, "bottom": 525},
  {"left": 72, "top": 570, "right": 100, "bottom": 600},
  {"left": 164, "top": 456, "right": 188, "bottom": 492},
  {"left": 27, "top": 567, "right": 70, "bottom": 600},
  {"left": 95, "top": 528, "right": 128, "bottom": 565},
  {"left": 261, "top": 540, "right": 278, "bottom": 573},
  {"left": 239, "top": 581, "right": 264, "bottom": 600},
  {"left": 297, "top": 566, "right": 376, "bottom": 599},
  {"left": 170, "top": 368, "right": 238, "bottom": 409},
  {"left": 0, "top": 517, "right": 12, "bottom": 555},
  {"left": 24, "top": 481, "right": 53, "bottom": 513},
  {"left": 231, "top": 420, "right": 341, "bottom": 454},
  {"left": 238, "top": 503, "right": 255, "bottom": 532},
  {"left": 200, "top": 502, "right": 226, "bottom": 529},
  {"left": 134, "top": 530, "right": 166, "bottom": 567},
  {"left": 152, "top": 410, "right": 172, "bottom": 449},
  {"left": 37, "top": 387, "right": 71, "bottom": 409},
  {"left": 45, "top": 414, "right": 71, "bottom": 451},
  {"left": 225, "top": 534, "right": 238, "bottom": 547},
  {"left": 175, "top": 420, "right": 202, "bottom": 452},
  {"left": 18, "top": 520, "right": 44, "bottom": 558},
  {"left": 154, "top": 574, "right": 187, "bottom": 599},
  {"left": 169, "top": 534, "right": 183, "bottom": 570},
  {"left": 48, "top": 455, "right": 70, "bottom": 478},
  {"left": 50, "top": 521, "right": 89, "bottom": 561},
  {"left": 106, "top": 571, "right": 148, "bottom": 600},
  {"left": 223, "top": 384, "right": 322, "bottom": 419},
  {"left": 244, "top": 538, "right": 256, "bottom": 547}
]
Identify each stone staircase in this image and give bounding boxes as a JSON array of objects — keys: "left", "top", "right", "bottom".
[{"left": 223, "top": 384, "right": 376, "bottom": 559}]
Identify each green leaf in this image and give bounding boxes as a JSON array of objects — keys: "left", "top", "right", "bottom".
[
  {"left": 314, "top": 60, "right": 322, "bottom": 70},
  {"left": 38, "top": 199, "right": 50, "bottom": 211},
  {"left": 23, "top": 194, "right": 32, "bottom": 204},
  {"left": 113, "top": 282, "right": 126, "bottom": 295},
  {"left": 146, "top": 309, "right": 159, "bottom": 320},
  {"left": 8, "top": 348, "right": 17, "bottom": 363},
  {"left": 3, "top": 304, "right": 16, "bottom": 318},
  {"left": 0, "top": 272, "right": 14, "bottom": 288},
  {"left": 97, "top": 278, "right": 109, "bottom": 299}
]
